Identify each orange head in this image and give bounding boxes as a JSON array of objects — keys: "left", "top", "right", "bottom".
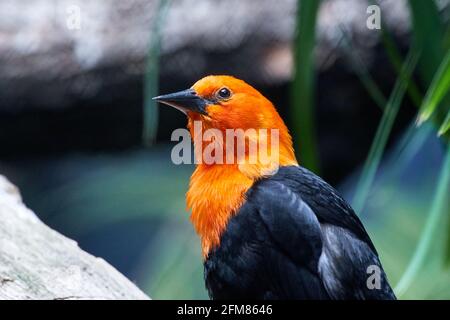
[
  {"left": 154, "top": 75, "right": 298, "bottom": 257},
  {"left": 154, "top": 75, "right": 297, "bottom": 169}
]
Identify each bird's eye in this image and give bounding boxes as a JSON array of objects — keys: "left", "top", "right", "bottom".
[{"left": 217, "top": 87, "right": 231, "bottom": 99}]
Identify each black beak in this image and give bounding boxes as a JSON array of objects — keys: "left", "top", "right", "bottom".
[{"left": 152, "top": 89, "right": 209, "bottom": 115}]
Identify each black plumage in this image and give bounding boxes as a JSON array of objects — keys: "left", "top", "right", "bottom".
[{"left": 204, "top": 166, "right": 396, "bottom": 300}]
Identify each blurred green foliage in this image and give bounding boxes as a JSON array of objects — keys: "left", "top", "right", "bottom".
[
  {"left": 290, "top": 0, "right": 321, "bottom": 173},
  {"left": 289, "top": 0, "right": 450, "bottom": 299},
  {"left": 417, "top": 48, "right": 450, "bottom": 134},
  {"left": 349, "top": 124, "right": 448, "bottom": 299},
  {"left": 143, "top": 0, "right": 171, "bottom": 146},
  {"left": 352, "top": 50, "right": 419, "bottom": 214},
  {"left": 409, "top": 0, "right": 450, "bottom": 134}
]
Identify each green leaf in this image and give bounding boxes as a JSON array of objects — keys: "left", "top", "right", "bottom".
[
  {"left": 408, "top": 0, "right": 444, "bottom": 84},
  {"left": 336, "top": 23, "right": 387, "bottom": 110},
  {"left": 395, "top": 145, "right": 450, "bottom": 297},
  {"left": 365, "top": 0, "right": 423, "bottom": 110},
  {"left": 417, "top": 49, "right": 450, "bottom": 125},
  {"left": 438, "top": 110, "right": 450, "bottom": 136},
  {"left": 142, "top": 0, "right": 172, "bottom": 146},
  {"left": 290, "top": 0, "right": 321, "bottom": 173},
  {"left": 380, "top": 28, "right": 423, "bottom": 109},
  {"left": 352, "top": 50, "right": 420, "bottom": 214}
]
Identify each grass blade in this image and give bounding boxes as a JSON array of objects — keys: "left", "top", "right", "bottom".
[
  {"left": 394, "top": 145, "right": 450, "bottom": 297},
  {"left": 143, "top": 0, "right": 171, "bottom": 146},
  {"left": 336, "top": 23, "right": 387, "bottom": 110},
  {"left": 290, "top": 0, "right": 321, "bottom": 172},
  {"left": 380, "top": 28, "right": 423, "bottom": 109},
  {"left": 408, "top": 0, "right": 444, "bottom": 84},
  {"left": 352, "top": 50, "right": 420, "bottom": 214},
  {"left": 365, "top": 0, "right": 423, "bottom": 110},
  {"left": 417, "top": 48, "right": 450, "bottom": 125},
  {"left": 438, "top": 110, "right": 450, "bottom": 136}
]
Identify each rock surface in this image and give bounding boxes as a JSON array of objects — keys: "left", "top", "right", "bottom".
[{"left": 0, "top": 175, "right": 150, "bottom": 300}]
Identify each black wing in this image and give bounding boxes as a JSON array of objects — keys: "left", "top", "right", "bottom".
[
  {"left": 205, "top": 165, "right": 395, "bottom": 299},
  {"left": 205, "top": 179, "right": 329, "bottom": 299},
  {"left": 247, "top": 166, "right": 395, "bottom": 299}
]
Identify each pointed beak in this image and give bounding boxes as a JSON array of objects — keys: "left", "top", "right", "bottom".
[{"left": 152, "top": 89, "right": 209, "bottom": 115}]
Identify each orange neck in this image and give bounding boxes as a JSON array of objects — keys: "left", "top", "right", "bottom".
[
  {"left": 187, "top": 164, "right": 253, "bottom": 258},
  {"left": 186, "top": 117, "right": 298, "bottom": 258}
]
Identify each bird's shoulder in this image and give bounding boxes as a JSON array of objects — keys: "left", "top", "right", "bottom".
[{"left": 251, "top": 165, "right": 376, "bottom": 252}]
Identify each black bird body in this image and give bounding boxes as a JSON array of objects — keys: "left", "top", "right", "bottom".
[{"left": 204, "top": 166, "right": 396, "bottom": 300}]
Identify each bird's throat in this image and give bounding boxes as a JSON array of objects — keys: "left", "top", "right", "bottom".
[
  {"left": 187, "top": 164, "right": 254, "bottom": 258},
  {"left": 187, "top": 155, "right": 297, "bottom": 259}
]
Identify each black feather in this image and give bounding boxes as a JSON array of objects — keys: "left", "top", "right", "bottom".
[{"left": 204, "top": 165, "right": 396, "bottom": 300}]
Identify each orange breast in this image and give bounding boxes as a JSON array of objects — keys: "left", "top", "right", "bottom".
[{"left": 187, "top": 164, "right": 254, "bottom": 258}]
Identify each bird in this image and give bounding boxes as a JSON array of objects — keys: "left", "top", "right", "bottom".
[{"left": 153, "top": 75, "right": 396, "bottom": 300}]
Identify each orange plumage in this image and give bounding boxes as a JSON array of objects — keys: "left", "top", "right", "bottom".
[{"left": 186, "top": 75, "right": 298, "bottom": 257}]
